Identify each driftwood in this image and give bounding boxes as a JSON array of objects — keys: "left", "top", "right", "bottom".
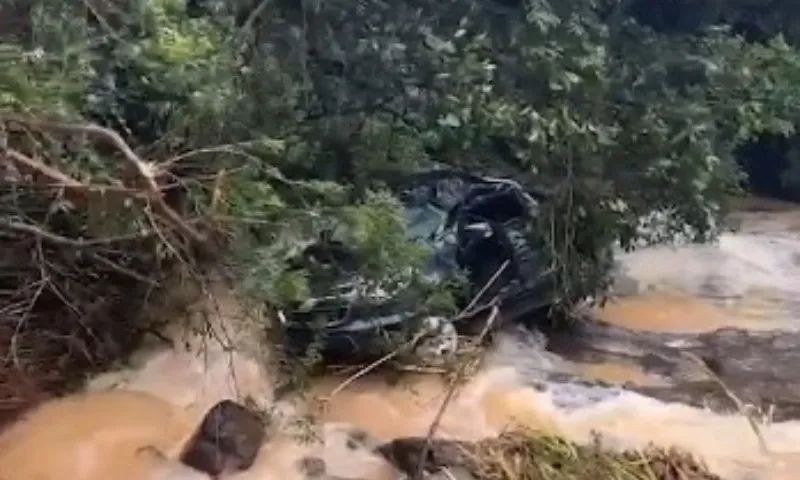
[
  {"left": 1, "top": 114, "right": 206, "bottom": 244},
  {"left": 376, "top": 432, "right": 721, "bottom": 480}
]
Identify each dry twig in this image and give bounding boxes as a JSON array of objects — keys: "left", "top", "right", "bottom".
[
  {"left": 0, "top": 113, "right": 216, "bottom": 425},
  {"left": 0, "top": 219, "right": 157, "bottom": 247},
  {"left": 682, "top": 351, "right": 771, "bottom": 455}
]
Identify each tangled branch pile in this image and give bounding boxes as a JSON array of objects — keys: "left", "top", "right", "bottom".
[{"left": 0, "top": 114, "right": 218, "bottom": 425}]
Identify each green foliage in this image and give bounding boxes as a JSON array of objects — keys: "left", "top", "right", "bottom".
[
  {"left": 4, "top": 0, "right": 800, "bottom": 345},
  {"left": 339, "top": 192, "right": 430, "bottom": 287},
  {"left": 235, "top": 189, "right": 436, "bottom": 308}
]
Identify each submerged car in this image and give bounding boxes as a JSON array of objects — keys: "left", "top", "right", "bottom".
[{"left": 276, "top": 169, "right": 559, "bottom": 364}]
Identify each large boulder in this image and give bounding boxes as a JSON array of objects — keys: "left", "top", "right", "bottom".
[{"left": 179, "top": 400, "right": 266, "bottom": 477}]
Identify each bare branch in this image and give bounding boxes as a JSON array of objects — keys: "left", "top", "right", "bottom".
[
  {"left": 0, "top": 220, "right": 159, "bottom": 248},
  {"left": 415, "top": 305, "right": 500, "bottom": 480},
  {"left": 237, "top": 0, "right": 272, "bottom": 38},
  {"left": 3, "top": 148, "right": 84, "bottom": 190},
  {"left": 3, "top": 115, "right": 158, "bottom": 192},
  {"left": 2, "top": 147, "right": 147, "bottom": 202},
  {"left": 1, "top": 115, "right": 207, "bottom": 244}
]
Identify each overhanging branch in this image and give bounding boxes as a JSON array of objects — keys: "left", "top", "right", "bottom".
[{"left": 1, "top": 114, "right": 206, "bottom": 244}]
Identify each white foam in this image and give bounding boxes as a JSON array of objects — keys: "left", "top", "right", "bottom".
[
  {"left": 467, "top": 367, "right": 800, "bottom": 480},
  {"left": 618, "top": 232, "right": 800, "bottom": 299},
  {"left": 6, "top": 214, "right": 800, "bottom": 480}
]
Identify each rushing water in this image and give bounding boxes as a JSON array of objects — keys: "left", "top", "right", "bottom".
[{"left": 4, "top": 200, "right": 800, "bottom": 480}]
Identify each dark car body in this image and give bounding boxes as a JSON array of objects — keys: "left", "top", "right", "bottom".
[{"left": 276, "top": 170, "right": 559, "bottom": 363}]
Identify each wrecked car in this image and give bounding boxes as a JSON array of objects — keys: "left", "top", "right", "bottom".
[{"left": 276, "top": 169, "right": 559, "bottom": 364}]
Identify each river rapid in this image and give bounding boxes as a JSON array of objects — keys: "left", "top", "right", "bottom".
[{"left": 3, "top": 199, "right": 800, "bottom": 480}]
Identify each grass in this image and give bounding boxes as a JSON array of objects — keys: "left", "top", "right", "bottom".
[
  {"left": 443, "top": 338, "right": 763, "bottom": 480},
  {"left": 382, "top": 427, "right": 722, "bottom": 480},
  {"left": 462, "top": 429, "right": 722, "bottom": 480}
]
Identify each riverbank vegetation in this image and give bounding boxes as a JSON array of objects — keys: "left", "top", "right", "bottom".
[
  {"left": 1, "top": 0, "right": 800, "bottom": 441},
  {"left": 380, "top": 430, "right": 721, "bottom": 480},
  {"left": 478, "top": 432, "right": 720, "bottom": 480}
]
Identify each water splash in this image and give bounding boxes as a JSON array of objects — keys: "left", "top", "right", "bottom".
[{"left": 4, "top": 210, "right": 800, "bottom": 479}]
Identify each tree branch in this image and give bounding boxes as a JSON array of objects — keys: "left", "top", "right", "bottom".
[
  {"left": 1, "top": 114, "right": 206, "bottom": 244},
  {"left": 0, "top": 220, "right": 160, "bottom": 248},
  {"left": 2, "top": 147, "right": 146, "bottom": 202}
]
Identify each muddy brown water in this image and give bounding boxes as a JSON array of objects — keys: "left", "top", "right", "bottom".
[{"left": 3, "top": 201, "right": 800, "bottom": 480}]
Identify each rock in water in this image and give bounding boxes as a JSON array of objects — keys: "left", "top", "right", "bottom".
[
  {"left": 179, "top": 400, "right": 265, "bottom": 476},
  {"left": 296, "top": 456, "right": 327, "bottom": 478},
  {"left": 375, "top": 433, "right": 722, "bottom": 480}
]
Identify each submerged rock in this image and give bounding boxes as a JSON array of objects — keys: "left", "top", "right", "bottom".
[
  {"left": 635, "top": 327, "right": 800, "bottom": 421},
  {"left": 296, "top": 456, "right": 327, "bottom": 478},
  {"left": 546, "top": 315, "right": 800, "bottom": 421},
  {"left": 179, "top": 400, "right": 266, "bottom": 477}
]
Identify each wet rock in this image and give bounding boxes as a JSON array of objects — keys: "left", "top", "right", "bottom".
[
  {"left": 547, "top": 316, "right": 800, "bottom": 421},
  {"left": 296, "top": 456, "right": 326, "bottom": 478},
  {"left": 376, "top": 434, "right": 721, "bottom": 480},
  {"left": 346, "top": 437, "right": 361, "bottom": 450},
  {"left": 138, "top": 446, "right": 212, "bottom": 480},
  {"left": 375, "top": 437, "right": 469, "bottom": 476},
  {"left": 635, "top": 327, "right": 800, "bottom": 421},
  {"left": 179, "top": 400, "right": 266, "bottom": 477},
  {"left": 346, "top": 427, "right": 382, "bottom": 451},
  {"left": 348, "top": 428, "right": 368, "bottom": 443}
]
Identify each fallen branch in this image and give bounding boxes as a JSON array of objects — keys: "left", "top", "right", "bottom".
[
  {"left": 2, "top": 148, "right": 84, "bottom": 189},
  {"left": 323, "top": 260, "right": 511, "bottom": 404},
  {"left": 210, "top": 168, "right": 227, "bottom": 215},
  {"left": 415, "top": 304, "right": 500, "bottom": 480},
  {"left": 1, "top": 148, "right": 149, "bottom": 206},
  {"left": 90, "top": 252, "right": 158, "bottom": 285},
  {"left": 0, "top": 220, "right": 156, "bottom": 247},
  {"left": 683, "top": 351, "right": 771, "bottom": 455},
  {"left": 325, "top": 329, "right": 430, "bottom": 401},
  {"left": 1, "top": 114, "right": 206, "bottom": 244},
  {"left": 3, "top": 115, "right": 158, "bottom": 191},
  {"left": 453, "top": 260, "right": 510, "bottom": 322},
  {"left": 237, "top": 0, "right": 272, "bottom": 38}
]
